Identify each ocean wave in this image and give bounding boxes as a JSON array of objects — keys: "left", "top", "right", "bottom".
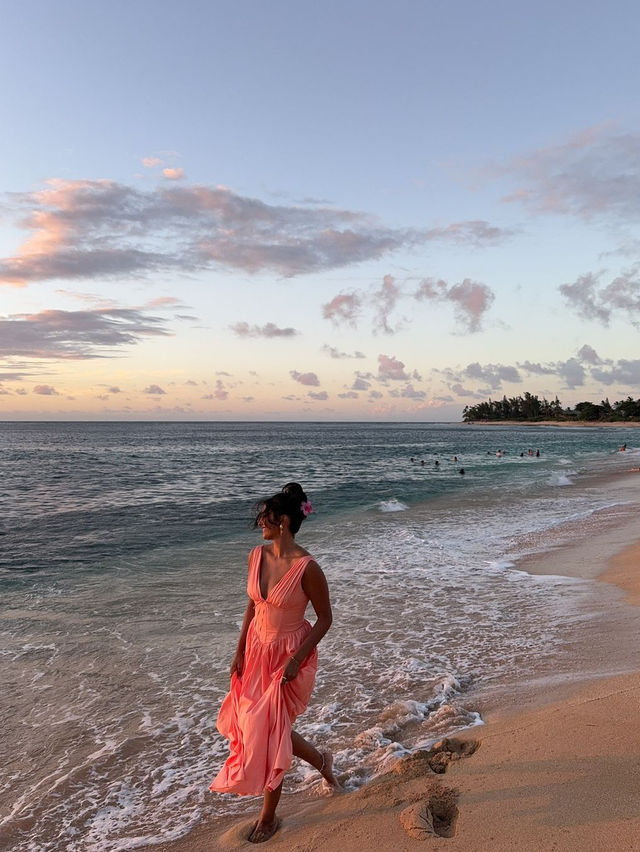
[
  {"left": 377, "top": 498, "right": 408, "bottom": 512},
  {"left": 548, "top": 472, "right": 573, "bottom": 486}
]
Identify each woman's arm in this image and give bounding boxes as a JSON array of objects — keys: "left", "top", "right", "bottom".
[
  {"left": 282, "top": 561, "right": 332, "bottom": 681},
  {"left": 230, "top": 598, "right": 255, "bottom": 677}
]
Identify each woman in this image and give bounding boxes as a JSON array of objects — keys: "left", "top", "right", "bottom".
[{"left": 210, "top": 483, "right": 339, "bottom": 843}]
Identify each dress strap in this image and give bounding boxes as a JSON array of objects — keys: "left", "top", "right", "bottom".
[{"left": 247, "top": 545, "right": 262, "bottom": 600}]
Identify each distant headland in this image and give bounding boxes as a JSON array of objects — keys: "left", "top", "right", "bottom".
[{"left": 462, "top": 393, "right": 640, "bottom": 424}]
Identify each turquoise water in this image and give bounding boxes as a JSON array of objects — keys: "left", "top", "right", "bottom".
[{"left": 1, "top": 422, "right": 639, "bottom": 850}]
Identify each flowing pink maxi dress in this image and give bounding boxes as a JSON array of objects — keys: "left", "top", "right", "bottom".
[{"left": 210, "top": 545, "right": 318, "bottom": 795}]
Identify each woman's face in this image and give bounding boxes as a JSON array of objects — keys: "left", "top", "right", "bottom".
[{"left": 258, "top": 509, "right": 281, "bottom": 539}]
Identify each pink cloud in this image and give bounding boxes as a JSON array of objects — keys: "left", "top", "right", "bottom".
[
  {"left": 214, "top": 379, "right": 228, "bottom": 400},
  {"left": 144, "top": 384, "right": 166, "bottom": 395},
  {"left": 447, "top": 280, "right": 495, "bottom": 332},
  {"left": 415, "top": 277, "right": 494, "bottom": 332},
  {"left": 499, "top": 125, "right": 640, "bottom": 220},
  {"left": 163, "top": 168, "right": 185, "bottom": 181},
  {"left": 322, "top": 292, "right": 362, "bottom": 326},
  {"left": 308, "top": 390, "right": 328, "bottom": 400},
  {"left": 142, "top": 157, "right": 162, "bottom": 168},
  {"left": 1, "top": 179, "right": 510, "bottom": 286},
  {"left": 33, "top": 384, "right": 59, "bottom": 395},
  {"left": 290, "top": 370, "right": 320, "bottom": 386},
  {"left": 377, "top": 354, "right": 409, "bottom": 381}
]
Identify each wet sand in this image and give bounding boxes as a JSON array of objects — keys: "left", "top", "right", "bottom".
[{"left": 153, "top": 498, "right": 640, "bottom": 851}]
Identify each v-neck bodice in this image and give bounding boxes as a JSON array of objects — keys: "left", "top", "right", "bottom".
[{"left": 248, "top": 546, "right": 312, "bottom": 642}]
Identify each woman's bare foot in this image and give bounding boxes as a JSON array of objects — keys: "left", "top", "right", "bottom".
[
  {"left": 319, "top": 750, "right": 341, "bottom": 789},
  {"left": 248, "top": 816, "right": 281, "bottom": 843}
]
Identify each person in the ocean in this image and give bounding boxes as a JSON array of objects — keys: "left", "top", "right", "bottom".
[{"left": 210, "top": 482, "right": 339, "bottom": 842}]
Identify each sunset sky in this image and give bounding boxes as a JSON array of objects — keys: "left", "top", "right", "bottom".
[{"left": 2, "top": 0, "right": 640, "bottom": 420}]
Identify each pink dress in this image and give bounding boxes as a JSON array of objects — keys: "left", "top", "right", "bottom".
[{"left": 210, "top": 545, "right": 318, "bottom": 795}]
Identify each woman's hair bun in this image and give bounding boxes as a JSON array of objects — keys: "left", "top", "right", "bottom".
[{"left": 281, "top": 482, "right": 307, "bottom": 503}]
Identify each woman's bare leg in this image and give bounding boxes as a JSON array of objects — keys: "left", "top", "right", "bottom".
[
  {"left": 248, "top": 782, "right": 283, "bottom": 843},
  {"left": 291, "top": 730, "right": 340, "bottom": 787}
]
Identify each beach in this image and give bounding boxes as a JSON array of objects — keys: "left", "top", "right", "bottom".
[
  {"left": 3, "top": 422, "right": 640, "bottom": 851},
  {"left": 152, "top": 486, "right": 640, "bottom": 851}
]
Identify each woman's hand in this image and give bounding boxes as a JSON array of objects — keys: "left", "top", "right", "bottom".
[
  {"left": 230, "top": 649, "right": 245, "bottom": 678},
  {"left": 281, "top": 656, "right": 301, "bottom": 685}
]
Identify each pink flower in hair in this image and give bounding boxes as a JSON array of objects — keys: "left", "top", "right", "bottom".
[{"left": 301, "top": 500, "right": 313, "bottom": 517}]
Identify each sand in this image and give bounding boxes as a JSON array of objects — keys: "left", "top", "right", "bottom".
[
  {"left": 463, "top": 420, "right": 640, "bottom": 428},
  {"left": 156, "top": 506, "right": 640, "bottom": 851}
]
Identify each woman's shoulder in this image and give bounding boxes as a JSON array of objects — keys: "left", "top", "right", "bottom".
[{"left": 248, "top": 544, "right": 263, "bottom": 565}]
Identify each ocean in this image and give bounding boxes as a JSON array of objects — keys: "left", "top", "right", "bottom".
[{"left": 2, "top": 421, "right": 639, "bottom": 851}]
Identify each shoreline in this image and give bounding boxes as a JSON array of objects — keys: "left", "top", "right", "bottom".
[{"left": 154, "top": 477, "right": 640, "bottom": 851}]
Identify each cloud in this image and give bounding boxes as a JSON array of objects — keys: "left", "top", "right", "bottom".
[
  {"left": 0, "top": 307, "right": 171, "bottom": 359},
  {"left": 423, "top": 220, "right": 510, "bottom": 245},
  {"left": 500, "top": 126, "right": 640, "bottom": 221},
  {"left": 0, "top": 372, "right": 28, "bottom": 381},
  {"left": 308, "top": 390, "right": 328, "bottom": 400},
  {"left": 559, "top": 272, "right": 610, "bottom": 323},
  {"left": 108, "top": 386, "right": 121, "bottom": 393},
  {"left": 0, "top": 180, "right": 510, "bottom": 286},
  {"left": 163, "top": 168, "right": 185, "bottom": 181},
  {"left": 450, "top": 383, "right": 485, "bottom": 399},
  {"left": 415, "top": 277, "right": 495, "bottom": 332},
  {"left": 389, "top": 383, "right": 426, "bottom": 400},
  {"left": 213, "top": 379, "right": 228, "bottom": 400},
  {"left": 372, "top": 273, "right": 403, "bottom": 334},
  {"left": 338, "top": 391, "right": 359, "bottom": 399},
  {"left": 577, "top": 344, "right": 603, "bottom": 365},
  {"left": 321, "top": 344, "right": 365, "bottom": 359},
  {"left": 144, "top": 384, "right": 166, "bottom": 395},
  {"left": 518, "top": 360, "right": 556, "bottom": 375},
  {"left": 352, "top": 377, "right": 371, "bottom": 391},
  {"left": 377, "top": 354, "right": 409, "bottom": 381},
  {"left": 322, "top": 292, "right": 362, "bottom": 326},
  {"left": 185, "top": 379, "right": 198, "bottom": 386},
  {"left": 368, "top": 390, "right": 383, "bottom": 399},
  {"left": 590, "top": 359, "right": 640, "bottom": 386},
  {"left": 230, "top": 321, "right": 299, "bottom": 338},
  {"left": 290, "top": 370, "right": 320, "bottom": 386},
  {"left": 556, "top": 358, "right": 586, "bottom": 388},
  {"left": 33, "top": 384, "right": 59, "bottom": 395},
  {"left": 142, "top": 157, "right": 162, "bottom": 168},
  {"left": 465, "top": 361, "right": 521, "bottom": 389},
  {"left": 560, "top": 266, "right": 640, "bottom": 326}
]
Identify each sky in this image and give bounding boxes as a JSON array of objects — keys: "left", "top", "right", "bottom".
[{"left": 2, "top": 0, "right": 640, "bottom": 421}]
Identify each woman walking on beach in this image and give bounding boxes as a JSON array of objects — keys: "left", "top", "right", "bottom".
[{"left": 210, "top": 482, "right": 339, "bottom": 843}]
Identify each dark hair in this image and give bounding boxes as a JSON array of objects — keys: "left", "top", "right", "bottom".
[{"left": 253, "top": 482, "right": 309, "bottom": 535}]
